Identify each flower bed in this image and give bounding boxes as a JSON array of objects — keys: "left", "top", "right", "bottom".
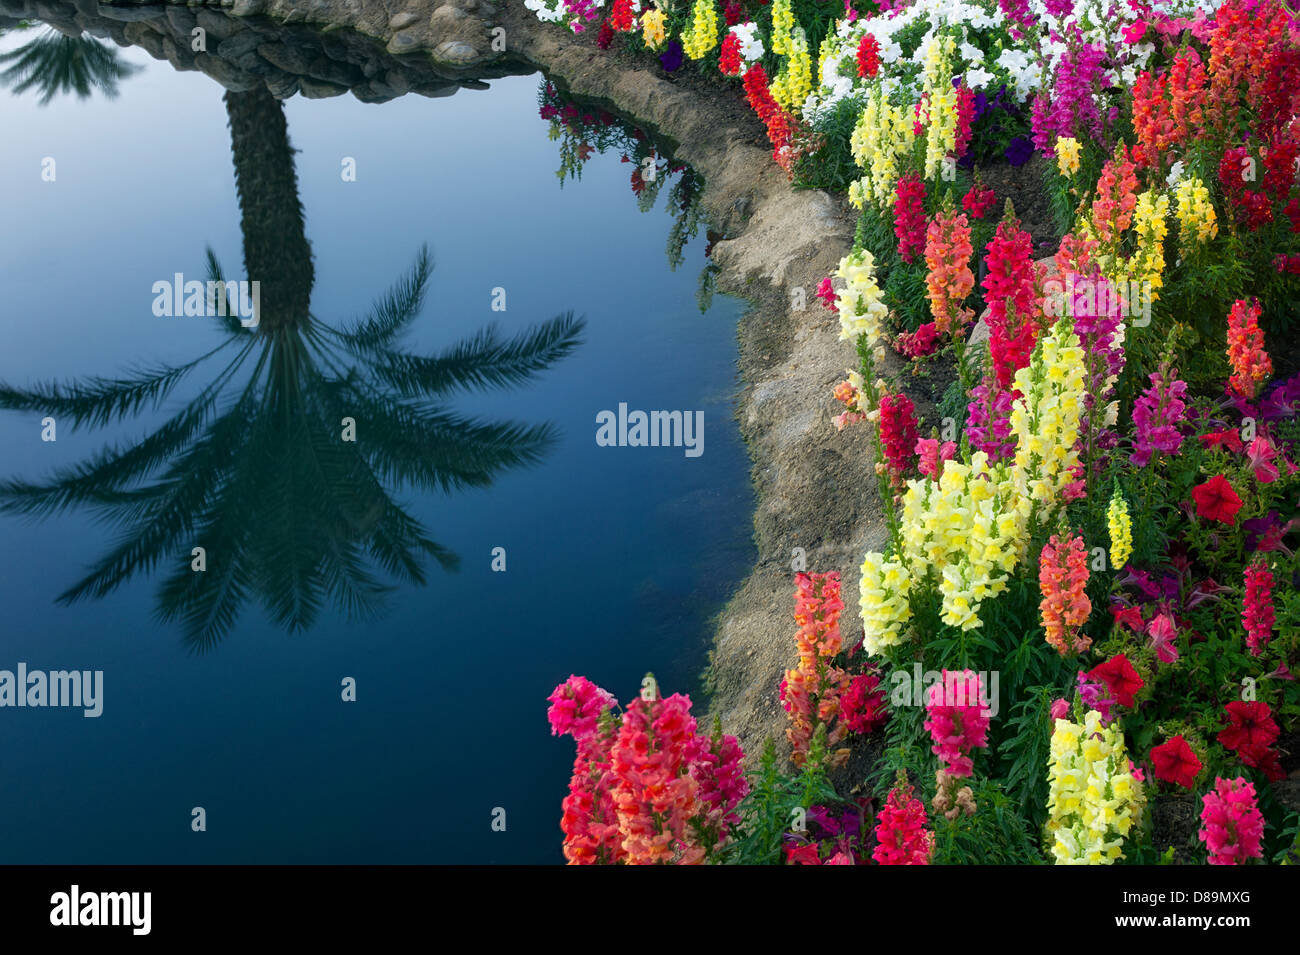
[{"left": 527, "top": 0, "right": 1300, "bottom": 864}]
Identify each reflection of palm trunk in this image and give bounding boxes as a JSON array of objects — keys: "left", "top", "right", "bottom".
[{"left": 223, "top": 87, "right": 314, "bottom": 329}]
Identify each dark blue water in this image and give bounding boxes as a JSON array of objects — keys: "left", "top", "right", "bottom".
[{"left": 0, "top": 32, "right": 753, "bottom": 863}]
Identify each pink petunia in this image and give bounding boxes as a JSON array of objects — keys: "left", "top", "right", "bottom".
[
  {"left": 1121, "top": 19, "right": 1148, "bottom": 43},
  {"left": 1146, "top": 612, "right": 1180, "bottom": 664},
  {"left": 1246, "top": 436, "right": 1279, "bottom": 483}
]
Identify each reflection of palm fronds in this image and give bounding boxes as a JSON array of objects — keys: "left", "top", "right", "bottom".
[
  {"left": 0, "top": 29, "right": 140, "bottom": 104},
  {"left": 0, "top": 247, "right": 585, "bottom": 650}
]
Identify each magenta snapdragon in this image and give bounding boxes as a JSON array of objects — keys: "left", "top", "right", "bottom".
[
  {"left": 965, "top": 376, "right": 1016, "bottom": 461},
  {"left": 1130, "top": 365, "right": 1188, "bottom": 467}
]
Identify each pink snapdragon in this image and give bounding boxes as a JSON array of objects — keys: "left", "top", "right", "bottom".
[
  {"left": 548, "top": 675, "right": 619, "bottom": 757},
  {"left": 1076, "top": 670, "right": 1116, "bottom": 725},
  {"left": 690, "top": 724, "right": 749, "bottom": 831},
  {"left": 923, "top": 670, "right": 991, "bottom": 777},
  {"left": 816, "top": 276, "right": 838, "bottom": 312},
  {"left": 894, "top": 173, "right": 927, "bottom": 263},
  {"left": 915, "top": 437, "right": 957, "bottom": 479},
  {"left": 982, "top": 211, "right": 1040, "bottom": 390},
  {"left": 549, "top": 676, "right": 747, "bottom": 864},
  {"left": 1199, "top": 777, "right": 1265, "bottom": 865},
  {"left": 610, "top": 692, "right": 706, "bottom": 864},
  {"left": 879, "top": 392, "right": 920, "bottom": 487}
]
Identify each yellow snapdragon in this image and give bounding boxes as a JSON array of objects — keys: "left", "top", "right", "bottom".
[
  {"left": 921, "top": 34, "right": 958, "bottom": 181},
  {"left": 681, "top": 0, "right": 719, "bottom": 60},
  {"left": 1047, "top": 711, "right": 1145, "bottom": 865},
  {"left": 771, "top": 0, "right": 794, "bottom": 56},
  {"left": 1107, "top": 488, "right": 1132, "bottom": 570},
  {"left": 859, "top": 552, "right": 913, "bottom": 655},
  {"left": 1131, "top": 189, "right": 1169, "bottom": 302},
  {"left": 834, "top": 249, "right": 888, "bottom": 353},
  {"left": 1174, "top": 176, "right": 1218, "bottom": 247},
  {"left": 1010, "top": 317, "right": 1087, "bottom": 521},
  {"left": 850, "top": 86, "right": 916, "bottom": 208},
  {"left": 771, "top": 27, "right": 812, "bottom": 112},
  {"left": 896, "top": 452, "right": 1025, "bottom": 631},
  {"left": 858, "top": 317, "right": 1089, "bottom": 647},
  {"left": 1055, "top": 137, "right": 1081, "bottom": 177},
  {"left": 641, "top": 8, "right": 666, "bottom": 49}
]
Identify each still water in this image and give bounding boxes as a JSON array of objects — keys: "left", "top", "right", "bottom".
[{"left": 0, "top": 24, "right": 753, "bottom": 863}]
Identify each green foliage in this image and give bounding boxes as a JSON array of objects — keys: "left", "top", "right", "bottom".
[
  {"left": 931, "top": 779, "right": 1047, "bottom": 864},
  {"left": 0, "top": 246, "right": 584, "bottom": 649},
  {"left": 868, "top": 685, "right": 931, "bottom": 798},
  {"left": 857, "top": 202, "right": 899, "bottom": 271},
  {"left": 884, "top": 259, "right": 929, "bottom": 332},
  {"left": 1045, "top": 163, "right": 1076, "bottom": 238},
  {"left": 937, "top": 374, "right": 969, "bottom": 431},
  {"left": 720, "top": 737, "right": 840, "bottom": 864},
  {"left": 665, "top": 170, "right": 705, "bottom": 270},
  {"left": 696, "top": 262, "right": 720, "bottom": 313},
  {"left": 999, "top": 685, "right": 1056, "bottom": 825},
  {"left": 0, "top": 28, "right": 141, "bottom": 104},
  {"left": 1272, "top": 814, "right": 1300, "bottom": 864},
  {"left": 795, "top": 95, "right": 865, "bottom": 192},
  {"left": 1125, "top": 841, "right": 1179, "bottom": 865}
]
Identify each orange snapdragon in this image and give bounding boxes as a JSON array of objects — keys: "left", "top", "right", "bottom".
[
  {"left": 1227, "top": 298, "right": 1272, "bottom": 399},
  {"left": 924, "top": 209, "right": 975, "bottom": 336},
  {"left": 1090, "top": 145, "right": 1139, "bottom": 246},
  {"left": 1039, "top": 532, "right": 1092, "bottom": 655},
  {"left": 779, "top": 571, "right": 851, "bottom": 767}
]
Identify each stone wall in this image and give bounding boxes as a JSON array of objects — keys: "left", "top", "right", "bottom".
[{"left": 0, "top": 0, "right": 530, "bottom": 101}]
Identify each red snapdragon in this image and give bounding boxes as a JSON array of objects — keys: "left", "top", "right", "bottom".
[
  {"left": 894, "top": 173, "right": 927, "bottom": 263},
  {"left": 1243, "top": 558, "right": 1275, "bottom": 656},
  {"left": 982, "top": 209, "right": 1040, "bottom": 389}
]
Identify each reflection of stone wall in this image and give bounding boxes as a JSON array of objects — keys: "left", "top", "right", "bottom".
[{"left": 2, "top": 0, "right": 532, "bottom": 101}]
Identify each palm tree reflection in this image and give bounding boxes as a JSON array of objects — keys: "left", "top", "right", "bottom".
[
  {"left": 1, "top": 71, "right": 584, "bottom": 650},
  {"left": 0, "top": 25, "right": 140, "bottom": 104}
]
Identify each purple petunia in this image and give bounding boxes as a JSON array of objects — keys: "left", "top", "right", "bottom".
[
  {"left": 1004, "top": 136, "right": 1034, "bottom": 166},
  {"left": 659, "top": 39, "right": 683, "bottom": 72}
]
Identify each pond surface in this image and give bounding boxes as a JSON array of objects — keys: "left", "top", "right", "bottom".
[{"left": 0, "top": 24, "right": 753, "bottom": 863}]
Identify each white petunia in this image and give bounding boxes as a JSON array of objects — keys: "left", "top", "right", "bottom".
[{"left": 732, "top": 22, "right": 764, "bottom": 62}]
